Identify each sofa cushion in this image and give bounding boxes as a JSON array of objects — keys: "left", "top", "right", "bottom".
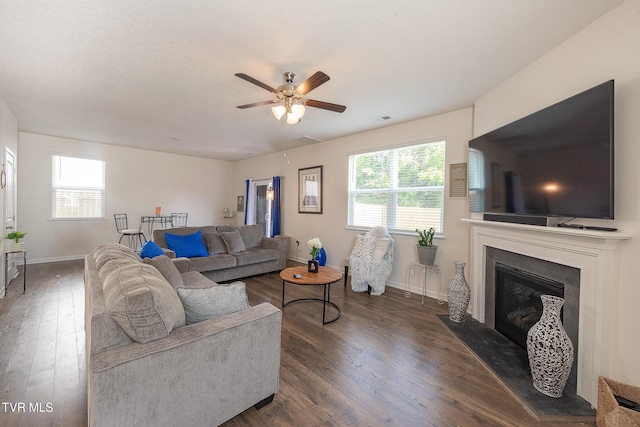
[
  {"left": 188, "top": 254, "right": 237, "bottom": 272},
  {"left": 215, "top": 225, "right": 237, "bottom": 233},
  {"left": 102, "top": 263, "right": 186, "bottom": 343},
  {"left": 180, "top": 271, "right": 216, "bottom": 287},
  {"left": 139, "top": 240, "right": 165, "bottom": 259},
  {"left": 176, "top": 281, "right": 249, "bottom": 325},
  {"left": 93, "top": 243, "right": 142, "bottom": 272},
  {"left": 203, "top": 232, "right": 227, "bottom": 254},
  {"left": 143, "top": 255, "right": 184, "bottom": 289},
  {"left": 165, "top": 230, "right": 209, "bottom": 258},
  {"left": 234, "top": 248, "right": 279, "bottom": 267},
  {"left": 94, "top": 246, "right": 143, "bottom": 281},
  {"left": 221, "top": 229, "right": 246, "bottom": 254},
  {"left": 238, "top": 224, "right": 264, "bottom": 249}
]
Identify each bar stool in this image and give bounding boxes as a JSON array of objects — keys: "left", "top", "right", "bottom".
[{"left": 114, "top": 213, "right": 146, "bottom": 250}]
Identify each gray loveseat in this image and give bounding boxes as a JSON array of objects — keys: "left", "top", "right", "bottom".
[
  {"left": 152, "top": 224, "right": 286, "bottom": 282},
  {"left": 84, "top": 243, "right": 282, "bottom": 427}
]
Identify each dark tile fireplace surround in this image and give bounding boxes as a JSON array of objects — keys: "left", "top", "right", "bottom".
[{"left": 485, "top": 247, "right": 580, "bottom": 391}]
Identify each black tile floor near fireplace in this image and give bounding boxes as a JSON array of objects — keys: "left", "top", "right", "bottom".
[{"left": 495, "top": 262, "right": 564, "bottom": 351}]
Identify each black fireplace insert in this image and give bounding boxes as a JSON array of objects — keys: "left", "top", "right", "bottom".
[{"left": 495, "top": 263, "right": 564, "bottom": 350}]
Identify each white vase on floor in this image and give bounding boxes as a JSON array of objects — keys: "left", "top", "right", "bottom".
[{"left": 526, "top": 294, "right": 574, "bottom": 398}]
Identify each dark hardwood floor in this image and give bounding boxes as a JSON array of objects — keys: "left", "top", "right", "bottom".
[{"left": 0, "top": 260, "right": 593, "bottom": 426}]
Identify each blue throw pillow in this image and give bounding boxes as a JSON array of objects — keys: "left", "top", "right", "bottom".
[
  {"left": 165, "top": 231, "right": 209, "bottom": 258},
  {"left": 139, "top": 240, "right": 165, "bottom": 258}
]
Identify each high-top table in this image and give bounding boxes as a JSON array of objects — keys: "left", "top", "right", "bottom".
[
  {"left": 280, "top": 265, "right": 342, "bottom": 325},
  {"left": 140, "top": 215, "right": 173, "bottom": 240}
]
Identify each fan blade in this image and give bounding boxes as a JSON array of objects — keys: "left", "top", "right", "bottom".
[
  {"left": 305, "top": 99, "right": 347, "bottom": 113},
  {"left": 237, "top": 100, "right": 278, "bottom": 109},
  {"left": 295, "top": 71, "right": 330, "bottom": 95},
  {"left": 235, "top": 73, "right": 278, "bottom": 93}
]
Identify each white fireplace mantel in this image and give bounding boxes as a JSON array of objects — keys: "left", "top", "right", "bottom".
[{"left": 463, "top": 219, "right": 632, "bottom": 407}]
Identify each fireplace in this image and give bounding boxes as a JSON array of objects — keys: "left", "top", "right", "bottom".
[
  {"left": 465, "top": 218, "right": 632, "bottom": 406},
  {"left": 495, "top": 262, "right": 564, "bottom": 351},
  {"left": 486, "top": 248, "right": 579, "bottom": 390}
]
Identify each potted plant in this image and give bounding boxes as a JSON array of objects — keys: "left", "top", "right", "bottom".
[
  {"left": 6, "top": 230, "right": 27, "bottom": 252},
  {"left": 416, "top": 227, "right": 437, "bottom": 265}
]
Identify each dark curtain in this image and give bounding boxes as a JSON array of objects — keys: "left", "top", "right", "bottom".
[
  {"left": 271, "top": 176, "right": 281, "bottom": 237},
  {"left": 244, "top": 179, "right": 250, "bottom": 225}
]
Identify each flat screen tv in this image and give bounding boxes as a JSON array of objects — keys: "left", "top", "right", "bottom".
[{"left": 468, "top": 80, "right": 614, "bottom": 220}]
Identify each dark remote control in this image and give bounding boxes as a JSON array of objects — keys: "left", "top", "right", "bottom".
[{"left": 584, "top": 226, "right": 618, "bottom": 231}]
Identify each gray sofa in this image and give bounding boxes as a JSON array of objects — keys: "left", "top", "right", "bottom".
[
  {"left": 152, "top": 224, "right": 286, "bottom": 282},
  {"left": 84, "top": 243, "right": 282, "bottom": 427}
]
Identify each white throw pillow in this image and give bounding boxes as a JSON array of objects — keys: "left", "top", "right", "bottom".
[
  {"left": 372, "top": 238, "right": 392, "bottom": 262},
  {"left": 351, "top": 234, "right": 375, "bottom": 259}
]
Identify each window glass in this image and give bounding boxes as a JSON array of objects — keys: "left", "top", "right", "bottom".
[
  {"left": 348, "top": 140, "right": 445, "bottom": 232},
  {"left": 52, "top": 155, "right": 105, "bottom": 219}
]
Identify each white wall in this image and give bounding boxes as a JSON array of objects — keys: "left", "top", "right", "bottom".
[
  {"left": 232, "top": 107, "right": 473, "bottom": 295},
  {"left": 473, "top": 0, "right": 640, "bottom": 387},
  {"left": 18, "top": 132, "right": 233, "bottom": 262},
  {"left": 1, "top": 97, "right": 18, "bottom": 294}
]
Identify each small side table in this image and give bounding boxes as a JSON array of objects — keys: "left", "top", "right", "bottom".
[
  {"left": 409, "top": 262, "right": 442, "bottom": 304},
  {"left": 5, "top": 250, "right": 26, "bottom": 295}
]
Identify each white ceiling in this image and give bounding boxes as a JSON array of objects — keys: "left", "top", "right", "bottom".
[{"left": 0, "top": 0, "right": 623, "bottom": 162}]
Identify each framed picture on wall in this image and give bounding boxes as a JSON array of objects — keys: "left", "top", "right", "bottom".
[
  {"left": 298, "top": 166, "right": 323, "bottom": 214},
  {"left": 237, "top": 195, "right": 244, "bottom": 212}
]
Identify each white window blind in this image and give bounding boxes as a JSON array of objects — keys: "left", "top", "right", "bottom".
[
  {"left": 348, "top": 140, "right": 446, "bottom": 233},
  {"left": 468, "top": 148, "right": 485, "bottom": 212},
  {"left": 52, "top": 155, "right": 105, "bottom": 219}
]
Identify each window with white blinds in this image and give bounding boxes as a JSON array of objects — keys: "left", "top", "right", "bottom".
[
  {"left": 468, "top": 148, "right": 485, "bottom": 212},
  {"left": 348, "top": 140, "right": 446, "bottom": 233},
  {"left": 52, "top": 155, "right": 105, "bottom": 219}
]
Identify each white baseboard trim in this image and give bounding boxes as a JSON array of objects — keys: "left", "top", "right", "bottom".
[{"left": 29, "top": 254, "right": 85, "bottom": 264}]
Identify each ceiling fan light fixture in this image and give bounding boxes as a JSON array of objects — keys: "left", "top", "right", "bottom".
[
  {"left": 236, "top": 71, "right": 345, "bottom": 124},
  {"left": 286, "top": 114, "right": 301, "bottom": 125},
  {"left": 290, "top": 103, "right": 305, "bottom": 119},
  {"left": 272, "top": 105, "right": 286, "bottom": 120}
]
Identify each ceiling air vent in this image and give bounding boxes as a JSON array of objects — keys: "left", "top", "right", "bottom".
[{"left": 295, "top": 135, "right": 324, "bottom": 144}]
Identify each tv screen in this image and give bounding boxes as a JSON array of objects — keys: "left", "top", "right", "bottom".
[{"left": 468, "top": 80, "right": 614, "bottom": 219}]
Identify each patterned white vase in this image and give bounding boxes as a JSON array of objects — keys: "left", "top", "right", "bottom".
[
  {"left": 447, "top": 261, "right": 470, "bottom": 323},
  {"left": 526, "top": 294, "right": 574, "bottom": 398}
]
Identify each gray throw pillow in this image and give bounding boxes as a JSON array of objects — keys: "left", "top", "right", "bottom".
[
  {"left": 238, "top": 224, "right": 264, "bottom": 249},
  {"left": 102, "top": 264, "right": 186, "bottom": 343},
  {"left": 203, "top": 232, "right": 227, "bottom": 254},
  {"left": 143, "top": 255, "right": 184, "bottom": 289},
  {"left": 176, "top": 281, "right": 250, "bottom": 324},
  {"left": 221, "top": 229, "right": 246, "bottom": 254}
]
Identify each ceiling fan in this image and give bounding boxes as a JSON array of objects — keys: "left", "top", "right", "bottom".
[{"left": 235, "top": 71, "right": 347, "bottom": 124}]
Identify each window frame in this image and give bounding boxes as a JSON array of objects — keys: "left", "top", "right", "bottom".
[
  {"left": 51, "top": 154, "right": 106, "bottom": 221},
  {"left": 347, "top": 139, "right": 446, "bottom": 234}
]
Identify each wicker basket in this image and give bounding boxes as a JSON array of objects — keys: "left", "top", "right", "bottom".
[{"left": 597, "top": 376, "right": 640, "bottom": 426}]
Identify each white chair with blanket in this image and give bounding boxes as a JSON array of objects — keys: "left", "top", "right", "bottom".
[{"left": 349, "top": 226, "right": 394, "bottom": 295}]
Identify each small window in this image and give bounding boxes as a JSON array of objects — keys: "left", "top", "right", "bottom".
[
  {"left": 348, "top": 140, "right": 446, "bottom": 233},
  {"left": 468, "top": 148, "right": 485, "bottom": 212},
  {"left": 52, "top": 155, "right": 105, "bottom": 219}
]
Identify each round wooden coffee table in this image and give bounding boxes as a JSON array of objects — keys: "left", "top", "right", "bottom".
[{"left": 280, "top": 265, "right": 343, "bottom": 324}]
